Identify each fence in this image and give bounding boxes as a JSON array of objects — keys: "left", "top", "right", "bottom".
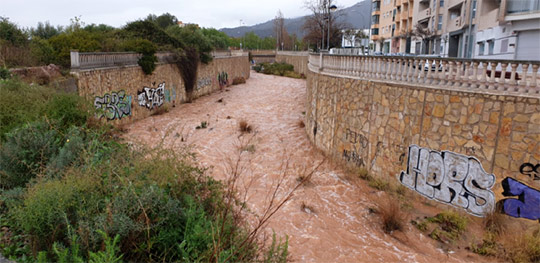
[
  {"left": 308, "top": 53, "right": 540, "bottom": 95},
  {"left": 71, "top": 50, "right": 247, "bottom": 70}
]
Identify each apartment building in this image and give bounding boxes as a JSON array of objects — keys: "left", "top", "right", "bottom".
[
  {"left": 410, "top": 0, "right": 477, "bottom": 57},
  {"left": 475, "top": 0, "right": 540, "bottom": 61},
  {"left": 371, "top": 0, "right": 539, "bottom": 58},
  {"left": 370, "top": 0, "right": 415, "bottom": 53}
]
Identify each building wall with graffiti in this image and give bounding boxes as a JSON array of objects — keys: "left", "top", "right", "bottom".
[
  {"left": 306, "top": 69, "right": 540, "bottom": 220},
  {"left": 74, "top": 55, "right": 250, "bottom": 125}
]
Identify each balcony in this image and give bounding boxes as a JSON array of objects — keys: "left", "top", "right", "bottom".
[
  {"left": 448, "top": 0, "right": 465, "bottom": 9},
  {"left": 507, "top": 0, "right": 540, "bottom": 14},
  {"left": 417, "top": 8, "right": 431, "bottom": 21},
  {"left": 447, "top": 16, "right": 463, "bottom": 32}
]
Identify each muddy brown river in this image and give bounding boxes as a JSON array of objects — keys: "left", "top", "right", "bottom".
[{"left": 125, "top": 72, "right": 480, "bottom": 262}]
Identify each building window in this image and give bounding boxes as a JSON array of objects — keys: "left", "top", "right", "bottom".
[
  {"left": 372, "top": 28, "right": 379, "bottom": 35},
  {"left": 472, "top": 0, "right": 477, "bottom": 19},
  {"left": 507, "top": 0, "right": 540, "bottom": 14},
  {"left": 437, "top": 15, "right": 443, "bottom": 30},
  {"left": 478, "top": 42, "right": 485, "bottom": 55},
  {"left": 372, "top": 15, "right": 380, "bottom": 24},
  {"left": 488, "top": 40, "right": 495, "bottom": 55},
  {"left": 440, "top": 0, "right": 444, "bottom": 7},
  {"left": 372, "top": 1, "right": 380, "bottom": 12}
]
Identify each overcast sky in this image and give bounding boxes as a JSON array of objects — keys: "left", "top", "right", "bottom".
[{"left": 2, "top": 0, "right": 361, "bottom": 30}]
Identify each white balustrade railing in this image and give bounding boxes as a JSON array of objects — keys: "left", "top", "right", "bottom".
[
  {"left": 308, "top": 53, "right": 540, "bottom": 95},
  {"left": 71, "top": 51, "right": 247, "bottom": 69}
]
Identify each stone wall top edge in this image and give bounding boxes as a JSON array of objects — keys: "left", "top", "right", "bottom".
[{"left": 311, "top": 69, "right": 540, "bottom": 102}]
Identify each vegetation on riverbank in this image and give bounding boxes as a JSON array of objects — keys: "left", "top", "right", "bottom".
[{"left": 0, "top": 77, "right": 288, "bottom": 262}]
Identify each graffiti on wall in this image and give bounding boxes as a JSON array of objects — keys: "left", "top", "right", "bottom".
[
  {"left": 342, "top": 128, "right": 368, "bottom": 167},
  {"left": 164, "top": 87, "right": 177, "bottom": 104},
  {"left": 138, "top": 82, "right": 165, "bottom": 109},
  {"left": 500, "top": 177, "right": 540, "bottom": 222},
  {"left": 345, "top": 128, "right": 368, "bottom": 148},
  {"left": 343, "top": 149, "right": 364, "bottom": 167},
  {"left": 94, "top": 91, "right": 132, "bottom": 120},
  {"left": 197, "top": 77, "right": 212, "bottom": 90},
  {"left": 520, "top": 163, "right": 540, "bottom": 181},
  {"left": 399, "top": 145, "right": 496, "bottom": 217},
  {"left": 218, "top": 72, "right": 228, "bottom": 88}
]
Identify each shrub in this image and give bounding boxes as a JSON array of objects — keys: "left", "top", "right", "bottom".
[
  {"left": 483, "top": 210, "right": 507, "bottom": 236},
  {"left": 378, "top": 197, "right": 406, "bottom": 234},
  {"left": 0, "top": 67, "right": 10, "bottom": 79},
  {"left": 427, "top": 210, "right": 468, "bottom": 242},
  {"left": 501, "top": 227, "right": 540, "bottom": 263},
  {"left": 45, "top": 93, "right": 91, "bottom": 131},
  {"left": 8, "top": 145, "right": 256, "bottom": 262},
  {"left": 0, "top": 121, "right": 60, "bottom": 189},
  {"left": 0, "top": 79, "right": 52, "bottom": 139},
  {"left": 238, "top": 120, "right": 252, "bottom": 133},
  {"left": 368, "top": 176, "right": 391, "bottom": 191}
]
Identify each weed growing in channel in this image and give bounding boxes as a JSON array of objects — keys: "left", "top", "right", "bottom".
[
  {"left": 377, "top": 197, "right": 407, "bottom": 234},
  {"left": 238, "top": 119, "right": 253, "bottom": 133}
]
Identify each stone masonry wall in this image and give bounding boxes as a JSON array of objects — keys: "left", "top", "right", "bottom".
[
  {"left": 306, "top": 69, "right": 540, "bottom": 219},
  {"left": 276, "top": 53, "right": 309, "bottom": 76},
  {"left": 75, "top": 56, "right": 250, "bottom": 125}
]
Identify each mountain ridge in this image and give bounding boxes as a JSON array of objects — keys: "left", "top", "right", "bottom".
[{"left": 220, "top": 1, "right": 371, "bottom": 39}]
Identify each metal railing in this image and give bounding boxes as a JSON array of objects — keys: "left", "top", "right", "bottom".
[{"left": 308, "top": 53, "right": 540, "bottom": 95}]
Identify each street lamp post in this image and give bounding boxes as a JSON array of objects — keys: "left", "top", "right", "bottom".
[{"left": 323, "top": 1, "right": 338, "bottom": 51}]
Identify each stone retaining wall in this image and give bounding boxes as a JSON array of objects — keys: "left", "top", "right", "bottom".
[
  {"left": 276, "top": 52, "right": 309, "bottom": 76},
  {"left": 306, "top": 69, "right": 540, "bottom": 218},
  {"left": 74, "top": 56, "right": 250, "bottom": 125}
]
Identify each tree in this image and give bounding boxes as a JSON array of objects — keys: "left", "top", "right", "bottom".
[
  {"left": 31, "top": 21, "right": 62, "bottom": 40},
  {"left": 273, "top": 10, "right": 286, "bottom": 50},
  {"left": 201, "top": 28, "right": 230, "bottom": 50},
  {"left": 0, "top": 17, "right": 28, "bottom": 45},
  {"left": 302, "top": 0, "right": 347, "bottom": 51},
  {"left": 412, "top": 23, "right": 435, "bottom": 54},
  {"left": 167, "top": 24, "right": 213, "bottom": 64}
]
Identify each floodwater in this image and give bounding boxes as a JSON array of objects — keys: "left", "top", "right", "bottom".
[{"left": 125, "top": 72, "right": 476, "bottom": 262}]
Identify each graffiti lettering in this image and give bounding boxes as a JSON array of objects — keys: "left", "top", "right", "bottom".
[
  {"left": 164, "top": 88, "right": 177, "bottom": 104},
  {"left": 94, "top": 91, "right": 132, "bottom": 120},
  {"left": 197, "top": 77, "right": 212, "bottom": 90},
  {"left": 138, "top": 82, "right": 165, "bottom": 109},
  {"left": 345, "top": 128, "right": 368, "bottom": 148},
  {"left": 343, "top": 149, "right": 364, "bottom": 167},
  {"left": 218, "top": 72, "right": 228, "bottom": 88},
  {"left": 399, "top": 145, "right": 496, "bottom": 217},
  {"left": 500, "top": 177, "right": 540, "bottom": 222},
  {"left": 519, "top": 163, "right": 540, "bottom": 181}
]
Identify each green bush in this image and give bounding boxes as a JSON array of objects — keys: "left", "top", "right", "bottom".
[
  {"left": 45, "top": 93, "right": 90, "bottom": 131},
  {"left": 0, "top": 79, "right": 52, "bottom": 139},
  {"left": 0, "top": 67, "right": 11, "bottom": 79},
  {"left": 7, "top": 145, "right": 257, "bottom": 262},
  {"left": 0, "top": 121, "right": 60, "bottom": 189},
  {"left": 255, "top": 62, "right": 296, "bottom": 77}
]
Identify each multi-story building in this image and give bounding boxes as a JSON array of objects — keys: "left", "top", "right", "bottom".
[
  {"left": 370, "top": 0, "right": 415, "bottom": 53},
  {"left": 475, "top": 0, "right": 540, "bottom": 60},
  {"left": 410, "top": 0, "right": 478, "bottom": 58}
]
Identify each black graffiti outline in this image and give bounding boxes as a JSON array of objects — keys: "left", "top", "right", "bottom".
[
  {"left": 520, "top": 163, "right": 540, "bottom": 181},
  {"left": 345, "top": 128, "right": 368, "bottom": 148}
]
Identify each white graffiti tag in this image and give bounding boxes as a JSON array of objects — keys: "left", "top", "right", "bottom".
[
  {"left": 399, "top": 145, "right": 495, "bottom": 217},
  {"left": 138, "top": 82, "right": 165, "bottom": 109}
]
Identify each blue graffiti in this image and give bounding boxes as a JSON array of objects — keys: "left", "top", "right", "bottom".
[{"left": 500, "top": 177, "right": 540, "bottom": 222}]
